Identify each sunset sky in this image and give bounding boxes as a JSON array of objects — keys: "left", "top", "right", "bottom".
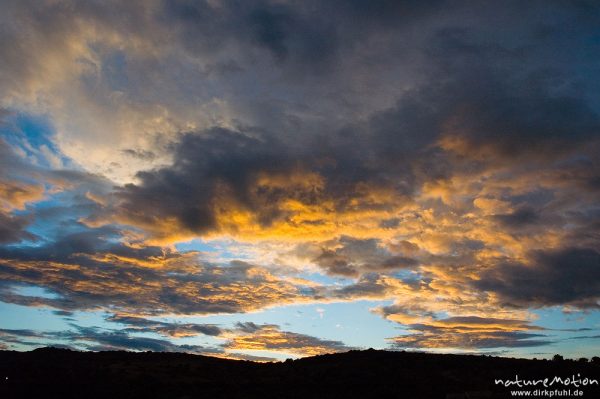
[{"left": 1, "top": 0, "right": 599, "bottom": 361}]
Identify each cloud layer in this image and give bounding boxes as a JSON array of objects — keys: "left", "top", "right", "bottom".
[{"left": 0, "top": 0, "right": 599, "bottom": 356}]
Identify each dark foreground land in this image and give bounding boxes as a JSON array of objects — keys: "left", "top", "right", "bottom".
[{"left": 1, "top": 348, "right": 599, "bottom": 399}]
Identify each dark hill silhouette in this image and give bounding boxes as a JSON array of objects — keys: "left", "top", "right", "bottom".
[{"left": 1, "top": 348, "right": 599, "bottom": 398}]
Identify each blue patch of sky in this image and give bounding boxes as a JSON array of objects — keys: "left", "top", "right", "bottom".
[
  {"left": 177, "top": 238, "right": 275, "bottom": 264},
  {"left": 0, "top": 302, "right": 70, "bottom": 332},
  {"left": 532, "top": 307, "right": 600, "bottom": 332},
  {"left": 389, "top": 269, "right": 423, "bottom": 284},
  {"left": 23, "top": 197, "right": 98, "bottom": 243},
  {"left": 0, "top": 112, "right": 91, "bottom": 246},
  {"left": 176, "top": 238, "right": 249, "bottom": 263},
  {"left": 175, "top": 238, "right": 220, "bottom": 254},
  {"left": 296, "top": 272, "right": 353, "bottom": 286},
  {"left": 1, "top": 112, "right": 73, "bottom": 170},
  {"left": 12, "top": 285, "right": 61, "bottom": 300}
]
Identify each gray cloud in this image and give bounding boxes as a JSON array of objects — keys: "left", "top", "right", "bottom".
[
  {"left": 493, "top": 207, "right": 540, "bottom": 229},
  {"left": 475, "top": 248, "right": 600, "bottom": 308},
  {"left": 69, "top": 327, "right": 209, "bottom": 353},
  {"left": 392, "top": 327, "right": 552, "bottom": 350},
  {"left": 0, "top": 325, "right": 206, "bottom": 352},
  {"left": 107, "top": 314, "right": 222, "bottom": 337},
  {"left": 121, "top": 148, "right": 157, "bottom": 161},
  {"left": 108, "top": 9, "right": 600, "bottom": 247},
  {"left": 330, "top": 273, "right": 393, "bottom": 300},
  {"left": 389, "top": 315, "right": 552, "bottom": 350},
  {"left": 0, "top": 212, "right": 36, "bottom": 243},
  {"left": 116, "top": 128, "right": 292, "bottom": 235},
  {"left": 312, "top": 236, "right": 419, "bottom": 277}
]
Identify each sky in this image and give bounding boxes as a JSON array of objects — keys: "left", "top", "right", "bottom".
[{"left": 0, "top": 0, "right": 599, "bottom": 361}]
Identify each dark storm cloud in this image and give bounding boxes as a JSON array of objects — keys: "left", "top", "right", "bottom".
[
  {"left": 475, "top": 248, "right": 600, "bottom": 308},
  {"left": 113, "top": 117, "right": 435, "bottom": 239},
  {"left": 116, "top": 128, "right": 291, "bottom": 234},
  {"left": 2, "top": 1, "right": 600, "bottom": 148},
  {"left": 163, "top": 0, "right": 444, "bottom": 72},
  {"left": 424, "top": 21, "right": 600, "bottom": 154},
  {"left": 493, "top": 207, "right": 540, "bottom": 229},
  {"left": 112, "top": 1, "right": 600, "bottom": 242},
  {"left": 3, "top": 1, "right": 594, "bottom": 246},
  {"left": 379, "top": 4, "right": 599, "bottom": 158},
  {"left": 0, "top": 0, "right": 443, "bottom": 86}
]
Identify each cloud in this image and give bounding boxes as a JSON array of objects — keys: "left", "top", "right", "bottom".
[
  {"left": 0, "top": 136, "right": 113, "bottom": 246},
  {"left": 0, "top": 0, "right": 433, "bottom": 182},
  {"left": 0, "top": 179, "right": 45, "bottom": 212},
  {"left": 224, "top": 322, "right": 354, "bottom": 357},
  {"left": 0, "top": 327, "right": 55, "bottom": 348},
  {"left": 493, "top": 207, "right": 540, "bottom": 229},
  {"left": 330, "top": 273, "right": 402, "bottom": 300},
  {"left": 391, "top": 327, "right": 551, "bottom": 350},
  {"left": 0, "top": 212, "right": 36, "bottom": 244},
  {"left": 109, "top": 125, "right": 423, "bottom": 243},
  {"left": 0, "top": 320, "right": 354, "bottom": 359},
  {"left": 106, "top": 314, "right": 222, "bottom": 337},
  {"left": 387, "top": 315, "right": 552, "bottom": 350},
  {"left": 311, "top": 236, "right": 419, "bottom": 277},
  {"left": 0, "top": 228, "right": 317, "bottom": 314},
  {"left": 475, "top": 247, "right": 600, "bottom": 308},
  {"left": 0, "top": 0, "right": 598, "bottom": 185},
  {"left": 68, "top": 327, "right": 209, "bottom": 353},
  {"left": 0, "top": 325, "right": 215, "bottom": 354},
  {"left": 113, "top": 128, "right": 293, "bottom": 239},
  {"left": 121, "top": 148, "right": 157, "bottom": 161},
  {"left": 0, "top": 140, "right": 44, "bottom": 243}
]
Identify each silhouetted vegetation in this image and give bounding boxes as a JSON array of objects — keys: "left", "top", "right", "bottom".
[{"left": 0, "top": 348, "right": 598, "bottom": 398}]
